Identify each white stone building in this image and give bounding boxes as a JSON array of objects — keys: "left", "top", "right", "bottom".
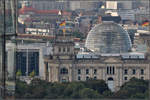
[{"left": 44, "top": 21, "right": 150, "bottom": 91}]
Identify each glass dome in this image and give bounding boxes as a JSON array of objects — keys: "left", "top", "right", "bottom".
[{"left": 85, "top": 21, "right": 132, "bottom": 53}]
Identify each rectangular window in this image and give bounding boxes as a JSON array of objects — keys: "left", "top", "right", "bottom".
[
  {"left": 86, "top": 69, "right": 89, "bottom": 74},
  {"left": 94, "top": 69, "right": 97, "bottom": 74},
  {"left": 67, "top": 47, "right": 70, "bottom": 52},
  {"left": 78, "top": 76, "right": 81, "bottom": 81},
  {"left": 78, "top": 69, "right": 81, "bottom": 74},
  {"left": 141, "top": 69, "right": 144, "bottom": 75},
  {"left": 107, "top": 66, "right": 114, "bottom": 75},
  {"left": 58, "top": 47, "right": 61, "bottom": 52},
  {"left": 112, "top": 67, "right": 115, "bottom": 74},
  {"left": 124, "top": 69, "right": 128, "bottom": 75},
  {"left": 107, "top": 67, "right": 109, "bottom": 74},
  {"left": 132, "top": 69, "right": 136, "bottom": 75},
  {"left": 110, "top": 67, "right": 112, "bottom": 74},
  {"left": 63, "top": 48, "right": 65, "bottom": 52}
]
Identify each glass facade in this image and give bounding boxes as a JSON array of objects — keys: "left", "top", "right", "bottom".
[
  {"left": 16, "top": 51, "right": 39, "bottom": 76},
  {"left": 85, "top": 21, "right": 132, "bottom": 53}
]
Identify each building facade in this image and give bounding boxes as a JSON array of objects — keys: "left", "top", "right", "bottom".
[
  {"left": 20, "top": 0, "right": 69, "bottom": 10},
  {"left": 44, "top": 21, "right": 150, "bottom": 91},
  {"left": 6, "top": 43, "right": 52, "bottom": 79},
  {"left": 69, "top": 1, "right": 99, "bottom": 11}
]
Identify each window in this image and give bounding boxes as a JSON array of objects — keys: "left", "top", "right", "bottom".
[
  {"left": 67, "top": 47, "right": 70, "bottom": 52},
  {"left": 141, "top": 77, "right": 144, "bottom": 80},
  {"left": 112, "top": 66, "right": 115, "bottom": 74},
  {"left": 110, "top": 67, "right": 112, "bottom": 74},
  {"left": 62, "top": 79, "right": 67, "bottom": 82},
  {"left": 124, "top": 77, "right": 128, "bottom": 80},
  {"left": 107, "top": 66, "right": 115, "bottom": 75},
  {"left": 107, "top": 67, "right": 109, "bottom": 74},
  {"left": 94, "top": 76, "right": 97, "bottom": 80},
  {"left": 58, "top": 47, "right": 61, "bottom": 52},
  {"left": 132, "top": 69, "right": 136, "bottom": 75},
  {"left": 124, "top": 69, "right": 128, "bottom": 75},
  {"left": 86, "top": 69, "right": 89, "bottom": 74},
  {"left": 94, "top": 69, "right": 97, "bottom": 74},
  {"left": 141, "top": 69, "right": 144, "bottom": 75},
  {"left": 78, "top": 76, "right": 81, "bottom": 81},
  {"left": 63, "top": 48, "right": 65, "bottom": 52},
  {"left": 60, "top": 68, "right": 68, "bottom": 74},
  {"left": 86, "top": 76, "right": 89, "bottom": 81},
  {"left": 78, "top": 69, "right": 81, "bottom": 74}
]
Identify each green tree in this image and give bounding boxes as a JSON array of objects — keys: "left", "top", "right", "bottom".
[
  {"left": 28, "top": 79, "right": 51, "bottom": 99},
  {"left": 113, "top": 77, "right": 148, "bottom": 99},
  {"left": 63, "top": 82, "right": 85, "bottom": 98},
  {"left": 83, "top": 79, "right": 110, "bottom": 94},
  {"left": 102, "top": 90, "right": 113, "bottom": 97},
  {"left": 15, "top": 80, "right": 29, "bottom": 98},
  {"left": 79, "top": 88, "right": 102, "bottom": 98},
  {"left": 15, "top": 78, "right": 148, "bottom": 99},
  {"left": 16, "top": 69, "right": 22, "bottom": 76},
  {"left": 29, "top": 70, "right": 36, "bottom": 77}
]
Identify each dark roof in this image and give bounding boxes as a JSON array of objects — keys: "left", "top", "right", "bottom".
[{"left": 102, "top": 16, "right": 121, "bottom": 23}]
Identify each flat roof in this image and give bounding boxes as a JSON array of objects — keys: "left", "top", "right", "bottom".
[{"left": 76, "top": 52, "right": 145, "bottom": 59}]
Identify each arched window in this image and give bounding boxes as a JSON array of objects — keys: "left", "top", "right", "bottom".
[
  {"left": 124, "top": 77, "right": 128, "bottom": 80},
  {"left": 94, "top": 76, "right": 97, "bottom": 80},
  {"left": 60, "top": 68, "right": 68, "bottom": 74},
  {"left": 86, "top": 76, "right": 89, "bottom": 81},
  {"left": 108, "top": 77, "right": 113, "bottom": 81},
  {"left": 107, "top": 77, "right": 114, "bottom": 92},
  {"left": 141, "top": 77, "right": 144, "bottom": 80}
]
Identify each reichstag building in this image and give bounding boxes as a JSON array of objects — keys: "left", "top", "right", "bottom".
[{"left": 44, "top": 21, "right": 150, "bottom": 91}]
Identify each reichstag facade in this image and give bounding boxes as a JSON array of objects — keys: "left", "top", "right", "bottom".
[{"left": 44, "top": 21, "right": 150, "bottom": 91}]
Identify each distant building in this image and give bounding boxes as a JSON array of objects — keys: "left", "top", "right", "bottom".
[
  {"left": 44, "top": 21, "right": 150, "bottom": 91},
  {"left": 106, "top": 1, "right": 132, "bottom": 10},
  {"left": 25, "top": 28, "right": 52, "bottom": 36},
  {"left": 30, "top": 0, "right": 69, "bottom": 10},
  {"left": 118, "top": 10, "right": 135, "bottom": 21},
  {"left": 102, "top": 16, "right": 121, "bottom": 23},
  {"left": 16, "top": 49, "right": 39, "bottom": 76},
  {"left": 117, "top": 1, "right": 132, "bottom": 10},
  {"left": 6, "top": 43, "right": 52, "bottom": 79},
  {"left": 18, "top": 5, "right": 72, "bottom": 24},
  {"left": 134, "top": 8, "right": 150, "bottom": 23},
  {"left": 69, "top": 1, "right": 99, "bottom": 11},
  {"left": 133, "top": 31, "right": 147, "bottom": 53},
  {"left": 106, "top": 1, "right": 117, "bottom": 10}
]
